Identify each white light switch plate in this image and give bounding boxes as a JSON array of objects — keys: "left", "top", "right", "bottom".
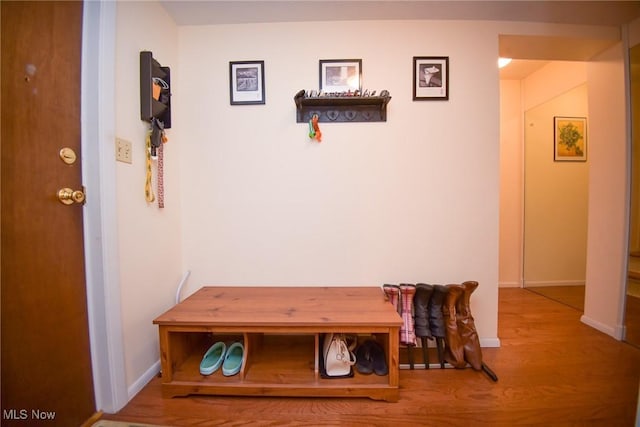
[{"left": 116, "top": 138, "right": 132, "bottom": 164}]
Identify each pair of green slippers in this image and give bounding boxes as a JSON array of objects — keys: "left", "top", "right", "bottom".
[{"left": 199, "top": 341, "right": 244, "bottom": 376}]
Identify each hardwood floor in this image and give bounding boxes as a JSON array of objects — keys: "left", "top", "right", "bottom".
[
  {"left": 626, "top": 294, "right": 640, "bottom": 347},
  {"left": 525, "top": 285, "right": 585, "bottom": 311},
  {"left": 101, "top": 288, "right": 640, "bottom": 426}
]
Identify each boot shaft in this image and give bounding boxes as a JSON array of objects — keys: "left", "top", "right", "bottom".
[
  {"left": 442, "top": 284, "right": 464, "bottom": 319},
  {"left": 382, "top": 284, "right": 401, "bottom": 314},
  {"left": 442, "top": 284, "right": 466, "bottom": 368},
  {"left": 414, "top": 283, "right": 434, "bottom": 338},
  {"left": 399, "top": 284, "right": 417, "bottom": 346},
  {"left": 456, "top": 281, "right": 482, "bottom": 371},
  {"left": 456, "top": 280, "right": 478, "bottom": 319},
  {"left": 399, "top": 283, "right": 416, "bottom": 308},
  {"left": 414, "top": 283, "right": 434, "bottom": 312},
  {"left": 427, "top": 284, "right": 448, "bottom": 338}
]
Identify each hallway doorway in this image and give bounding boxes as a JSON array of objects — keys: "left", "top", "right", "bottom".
[
  {"left": 498, "top": 33, "right": 615, "bottom": 313},
  {"left": 522, "top": 83, "right": 589, "bottom": 312}
]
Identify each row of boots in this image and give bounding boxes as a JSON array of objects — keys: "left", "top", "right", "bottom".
[{"left": 383, "top": 281, "right": 483, "bottom": 371}]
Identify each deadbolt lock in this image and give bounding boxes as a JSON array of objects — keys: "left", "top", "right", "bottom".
[
  {"left": 57, "top": 187, "right": 86, "bottom": 205},
  {"left": 59, "top": 147, "right": 77, "bottom": 165}
]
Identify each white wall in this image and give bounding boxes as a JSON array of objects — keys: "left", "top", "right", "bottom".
[
  {"left": 177, "top": 20, "right": 501, "bottom": 344},
  {"left": 115, "top": 2, "right": 183, "bottom": 392},
  {"left": 522, "top": 62, "right": 588, "bottom": 111},
  {"left": 106, "top": 2, "right": 632, "bottom": 400},
  {"left": 625, "top": 17, "right": 640, "bottom": 424},
  {"left": 499, "top": 79, "right": 523, "bottom": 287},
  {"left": 583, "top": 42, "right": 628, "bottom": 338},
  {"left": 523, "top": 83, "right": 589, "bottom": 286}
]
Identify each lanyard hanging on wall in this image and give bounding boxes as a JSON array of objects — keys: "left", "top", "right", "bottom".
[
  {"left": 145, "top": 118, "right": 167, "bottom": 207},
  {"left": 157, "top": 141, "right": 164, "bottom": 208},
  {"left": 145, "top": 131, "right": 155, "bottom": 203}
]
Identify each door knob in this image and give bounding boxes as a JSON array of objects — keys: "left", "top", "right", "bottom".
[{"left": 57, "top": 187, "right": 86, "bottom": 205}]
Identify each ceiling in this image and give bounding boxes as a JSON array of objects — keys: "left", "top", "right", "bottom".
[
  {"left": 499, "top": 59, "right": 550, "bottom": 80},
  {"left": 159, "top": 1, "right": 640, "bottom": 80},
  {"left": 160, "top": 1, "right": 640, "bottom": 26},
  {"left": 498, "top": 33, "right": 627, "bottom": 79}
]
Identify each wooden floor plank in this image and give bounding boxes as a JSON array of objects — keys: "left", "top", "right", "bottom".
[
  {"left": 101, "top": 288, "right": 640, "bottom": 426},
  {"left": 526, "top": 285, "right": 585, "bottom": 311}
]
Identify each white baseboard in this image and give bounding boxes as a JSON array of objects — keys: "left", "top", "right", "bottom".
[
  {"left": 580, "top": 315, "right": 624, "bottom": 340},
  {"left": 480, "top": 337, "right": 501, "bottom": 347},
  {"left": 128, "top": 359, "right": 161, "bottom": 401},
  {"left": 499, "top": 281, "right": 521, "bottom": 288},
  {"left": 524, "top": 280, "right": 584, "bottom": 287},
  {"left": 619, "top": 324, "right": 627, "bottom": 341}
]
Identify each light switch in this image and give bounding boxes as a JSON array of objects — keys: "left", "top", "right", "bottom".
[{"left": 116, "top": 138, "right": 132, "bottom": 164}]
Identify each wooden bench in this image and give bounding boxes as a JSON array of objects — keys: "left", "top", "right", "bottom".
[{"left": 153, "top": 286, "right": 402, "bottom": 401}]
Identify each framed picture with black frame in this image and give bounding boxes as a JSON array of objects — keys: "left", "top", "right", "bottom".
[
  {"left": 229, "top": 60, "right": 265, "bottom": 105},
  {"left": 319, "top": 59, "right": 362, "bottom": 94},
  {"left": 413, "top": 56, "right": 449, "bottom": 101}
]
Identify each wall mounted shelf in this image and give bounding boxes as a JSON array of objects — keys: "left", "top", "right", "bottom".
[
  {"left": 140, "top": 51, "right": 171, "bottom": 128},
  {"left": 294, "top": 91, "right": 391, "bottom": 123}
]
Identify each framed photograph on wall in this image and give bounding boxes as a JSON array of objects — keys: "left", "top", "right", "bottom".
[
  {"left": 229, "top": 60, "right": 265, "bottom": 105},
  {"left": 319, "top": 59, "right": 362, "bottom": 93},
  {"left": 554, "top": 116, "right": 587, "bottom": 161},
  {"left": 413, "top": 56, "right": 449, "bottom": 100}
]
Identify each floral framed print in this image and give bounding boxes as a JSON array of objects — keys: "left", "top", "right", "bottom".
[
  {"left": 229, "top": 60, "right": 265, "bottom": 105},
  {"left": 319, "top": 59, "right": 362, "bottom": 94},
  {"left": 554, "top": 116, "right": 587, "bottom": 162},
  {"left": 413, "top": 56, "right": 449, "bottom": 100}
]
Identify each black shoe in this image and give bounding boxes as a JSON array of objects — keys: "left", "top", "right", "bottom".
[
  {"left": 369, "top": 340, "right": 388, "bottom": 375},
  {"left": 355, "top": 339, "right": 388, "bottom": 376},
  {"left": 355, "top": 341, "right": 373, "bottom": 375}
]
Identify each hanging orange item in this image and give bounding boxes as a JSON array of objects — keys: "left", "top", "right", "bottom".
[{"left": 308, "top": 114, "right": 322, "bottom": 142}]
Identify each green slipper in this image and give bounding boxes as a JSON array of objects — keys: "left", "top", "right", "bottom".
[
  {"left": 200, "top": 342, "right": 226, "bottom": 375},
  {"left": 222, "top": 342, "right": 244, "bottom": 376}
]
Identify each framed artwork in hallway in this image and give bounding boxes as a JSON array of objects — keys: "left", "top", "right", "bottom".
[
  {"left": 413, "top": 56, "right": 449, "bottom": 100},
  {"left": 554, "top": 116, "right": 587, "bottom": 162},
  {"left": 229, "top": 60, "right": 265, "bottom": 105},
  {"left": 319, "top": 59, "right": 362, "bottom": 94}
]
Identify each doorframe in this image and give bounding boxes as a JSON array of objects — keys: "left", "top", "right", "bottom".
[
  {"left": 619, "top": 23, "right": 633, "bottom": 342},
  {"left": 81, "top": 1, "right": 128, "bottom": 413},
  {"left": 499, "top": 34, "right": 631, "bottom": 340}
]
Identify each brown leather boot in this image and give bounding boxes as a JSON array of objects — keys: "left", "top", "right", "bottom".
[
  {"left": 442, "top": 284, "right": 466, "bottom": 368},
  {"left": 456, "top": 281, "right": 483, "bottom": 370}
]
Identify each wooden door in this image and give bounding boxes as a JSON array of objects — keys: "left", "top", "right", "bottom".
[{"left": 1, "top": 1, "right": 96, "bottom": 425}]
